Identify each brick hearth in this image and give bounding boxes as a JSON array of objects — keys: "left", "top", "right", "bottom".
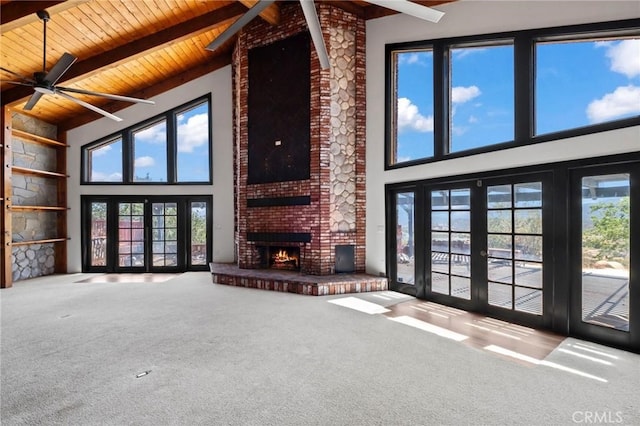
[{"left": 210, "top": 263, "right": 387, "bottom": 296}]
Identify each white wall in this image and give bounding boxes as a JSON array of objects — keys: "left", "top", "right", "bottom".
[
  {"left": 365, "top": 1, "right": 640, "bottom": 275},
  {"left": 66, "top": 65, "right": 235, "bottom": 272}
]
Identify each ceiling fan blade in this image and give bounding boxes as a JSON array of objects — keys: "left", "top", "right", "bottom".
[
  {"left": 299, "top": 0, "right": 330, "bottom": 70},
  {"left": 205, "top": 0, "right": 276, "bottom": 51},
  {"left": 1, "top": 67, "right": 35, "bottom": 83},
  {"left": 44, "top": 52, "right": 77, "bottom": 85},
  {"left": 24, "top": 92, "right": 44, "bottom": 110},
  {"left": 56, "top": 86, "right": 155, "bottom": 105},
  {"left": 366, "top": 0, "right": 444, "bottom": 23},
  {"left": 55, "top": 90, "right": 123, "bottom": 122},
  {"left": 0, "top": 80, "right": 33, "bottom": 87}
]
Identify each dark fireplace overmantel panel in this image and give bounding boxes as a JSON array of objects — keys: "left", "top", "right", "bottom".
[
  {"left": 233, "top": 2, "right": 366, "bottom": 275},
  {"left": 247, "top": 32, "right": 311, "bottom": 184}
]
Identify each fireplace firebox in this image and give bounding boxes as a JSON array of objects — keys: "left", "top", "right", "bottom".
[{"left": 258, "top": 246, "right": 301, "bottom": 271}]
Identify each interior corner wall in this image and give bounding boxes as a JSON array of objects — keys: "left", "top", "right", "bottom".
[
  {"left": 65, "top": 65, "right": 235, "bottom": 273},
  {"left": 364, "top": 1, "right": 640, "bottom": 276}
]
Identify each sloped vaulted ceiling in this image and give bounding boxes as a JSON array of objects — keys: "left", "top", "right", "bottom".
[{"left": 0, "top": 0, "right": 453, "bottom": 130}]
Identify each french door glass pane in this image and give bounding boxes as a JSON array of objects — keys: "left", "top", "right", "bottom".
[
  {"left": 581, "top": 174, "right": 630, "bottom": 332},
  {"left": 430, "top": 188, "right": 471, "bottom": 299},
  {"left": 118, "top": 202, "right": 145, "bottom": 267},
  {"left": 152, "top": 202, "right": 178, "bottom": 267},
  {"left": 90, "top": 202, "right": 107, "bottom": 266},
  {"left": 190, "top": 201, "right": 207, "bottom": 265},
  {"left": 396, "top": 192, "right": 415, "bottom": 285},
  {"left": 487, "top": 182, "right": 543, "bottom": 315}
]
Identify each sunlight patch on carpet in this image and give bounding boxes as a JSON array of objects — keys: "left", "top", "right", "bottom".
[
  {"left": 328, "top": 297, "right": 391, "bottom": 314},
  {"left": 75, "top": 273, "right": 179, "bottom": 283}
]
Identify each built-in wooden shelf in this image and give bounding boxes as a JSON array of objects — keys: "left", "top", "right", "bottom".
[
  {"left": 10, "top": 205, "right": 68, "bottom": 212},
  {"left": 11, "top": 237, "right": 68, "bottom": 246},
  {"left": 11, "top": 129, "right": 68, "bottom": 148},
  {"left": 3, "top": 115, "right": 69, "bottom": 288},
  {"left": 11, "top": 166, "right": 68, "bottom": 178}
]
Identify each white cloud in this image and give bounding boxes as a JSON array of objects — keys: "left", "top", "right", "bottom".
[
  {"left": 398, "top": 52, "right": 429, "bottom": 66},
  {"left": 135, "top": 122, "right": 166, "bottom": 145},
  {"left": 452, "top": 86, "right": 481, "bottom": 104},
  {"left": 397, "top": 97, "right": 433, "bottom": 133},
  {"left": 452, "top": 47, "right": 485, "bottom": 60},
  {"left": 604, "top": 39, "right": 640, "bottom": 78},
  {"left": 177, "top": 113, "right": 209, "bottom": 153},
  {"left": 134, "top": 156, "right": 155, "bottom": 167},
  {"left": 92, "top": 145, "right": 112, "bottom": 157},
  {"left": 586, "top": 85, "right": 640, "bottom": 123},
  {"left": 468, "top": 115, "right": 479, "bottom": 124},
  {"left": 91, "top": 171, "right": 122, "bottom": 182},
  {"left": 451, "top": 126, "right": 467, "bottom": 136}
]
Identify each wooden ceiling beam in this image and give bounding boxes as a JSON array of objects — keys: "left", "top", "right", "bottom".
[
  {"left": 1, "top": 2, "right": 247, "bottom": 106},
  {"left": 0, "top": 1, "right": 63, "bottom": 24},
  {"left": 326, "top": 1, "right": 367, "bottom": 18},
  {"left": 57, "top": 52, "right": 232, "bottom": 131},
  {"left": 239, "top": 0, "right": 280, "bottom": 25},
  {"left": 363, "top": 0, "right": 455, "bottom": 20},
  {"left": 0, "top": 1, "right": 90, "bottom": 32}
]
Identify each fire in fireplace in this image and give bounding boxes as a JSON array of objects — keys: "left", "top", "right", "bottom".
[{"left": 258, "top": 246, "right": 301, "bottom": 271}]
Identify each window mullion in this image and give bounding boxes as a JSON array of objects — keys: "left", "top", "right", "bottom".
[
  {"left": 433, "top": 42, "right": 448, "bottom": 158},
  {"left": 514, "top": 35, "right": 534, "bottom": 144},
  {"left": 123, "top": 130, "right": 132, "bottom": 183},
  {"left": 167, "top": 112, "right": 177, "bottom": 183}
]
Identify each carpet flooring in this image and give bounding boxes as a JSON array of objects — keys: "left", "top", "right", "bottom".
[{"left": 1, "top": 272, "right": 639, "bottom": 425}]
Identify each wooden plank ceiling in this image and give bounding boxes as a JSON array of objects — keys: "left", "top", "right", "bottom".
[{"left": 1, "top": 0, "right": 452, "bottom": 130}]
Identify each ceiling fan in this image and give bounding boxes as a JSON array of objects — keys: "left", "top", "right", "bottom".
[
  {"left": 205, "top": 0, "right": 445, "bottom": 69},
  {"left": 0, "top": 10, "right": 154, "bottom": 122}
]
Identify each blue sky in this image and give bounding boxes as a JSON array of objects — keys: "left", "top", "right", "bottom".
[
  {"left": 90, "top": 102, "right": 210, "bottom": 182},
  {"left": 395, "top": 38, "right": 640, "bottom": 163}
]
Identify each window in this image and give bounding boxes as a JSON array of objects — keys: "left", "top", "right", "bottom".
[
  {"left": 133, "top": 120, "right": 167, "bottom": 182},
  {"left": 386, "top": 21, "right": 640, "bottom": 169},
  {"left": 450, "top": 42, "right": 514, "bottom": 152},
  {"left": 86, "top": 137, "right": 123, "bottom": 182},
  {"left": 392, "top": 50, "right": 435, "bottom": 163},
  {"left": 82, "top": 96, "right": 212, "bottom": 184},
  {"left": 536, "top": 36, "right": 640, "bottom": 135},
  {"left": 176, "top": 102, "right": 211, "bottom": 182}
]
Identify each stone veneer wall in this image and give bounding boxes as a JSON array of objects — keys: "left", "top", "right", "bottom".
[
  {"left": 233, "top": 3, "right": 366, "bottom": 275},
  {"left": 10, "top": 112, "right": 60, "bottom": 282}
]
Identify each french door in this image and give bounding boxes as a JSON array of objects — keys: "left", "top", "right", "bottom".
[
  {"left": 388, "top": 155, "right": 639, "bottom": 351},
  {"left": 82, "top": 195, "right": 211, "bottom": 273},
  {"left": 389, "top": 172, "right": 552, "bottom": 327},
  {"left": 569, "top": 163, "right": 638, "bottom": 350}
]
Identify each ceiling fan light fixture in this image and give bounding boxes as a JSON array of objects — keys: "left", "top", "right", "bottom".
[{"left": 34, "top": 86, "right": 55, "bottom": 95}]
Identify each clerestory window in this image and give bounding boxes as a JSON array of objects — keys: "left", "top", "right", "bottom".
[{"left": 82, "top": 95, "right": 212, "bottom": 184}]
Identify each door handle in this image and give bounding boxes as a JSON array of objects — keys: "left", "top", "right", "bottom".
[{"left": 480, "top": 250, "right": 487, "bottom": 257}]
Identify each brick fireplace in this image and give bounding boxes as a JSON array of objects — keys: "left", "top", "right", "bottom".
[{"left": 233, "top": 2, "right": 366, "bottom": 276}]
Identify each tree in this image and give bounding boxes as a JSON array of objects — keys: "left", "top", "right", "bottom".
[
  {"left": 191, "top": 209, "right": 207, "bottom": 244},
  {"left": 583, "top": 197, "right": 630, "bottom": 267}
]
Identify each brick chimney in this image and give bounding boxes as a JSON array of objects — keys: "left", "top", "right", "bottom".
[{"left": 233, "top": 2, "right": 366, "bottom": 275}]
